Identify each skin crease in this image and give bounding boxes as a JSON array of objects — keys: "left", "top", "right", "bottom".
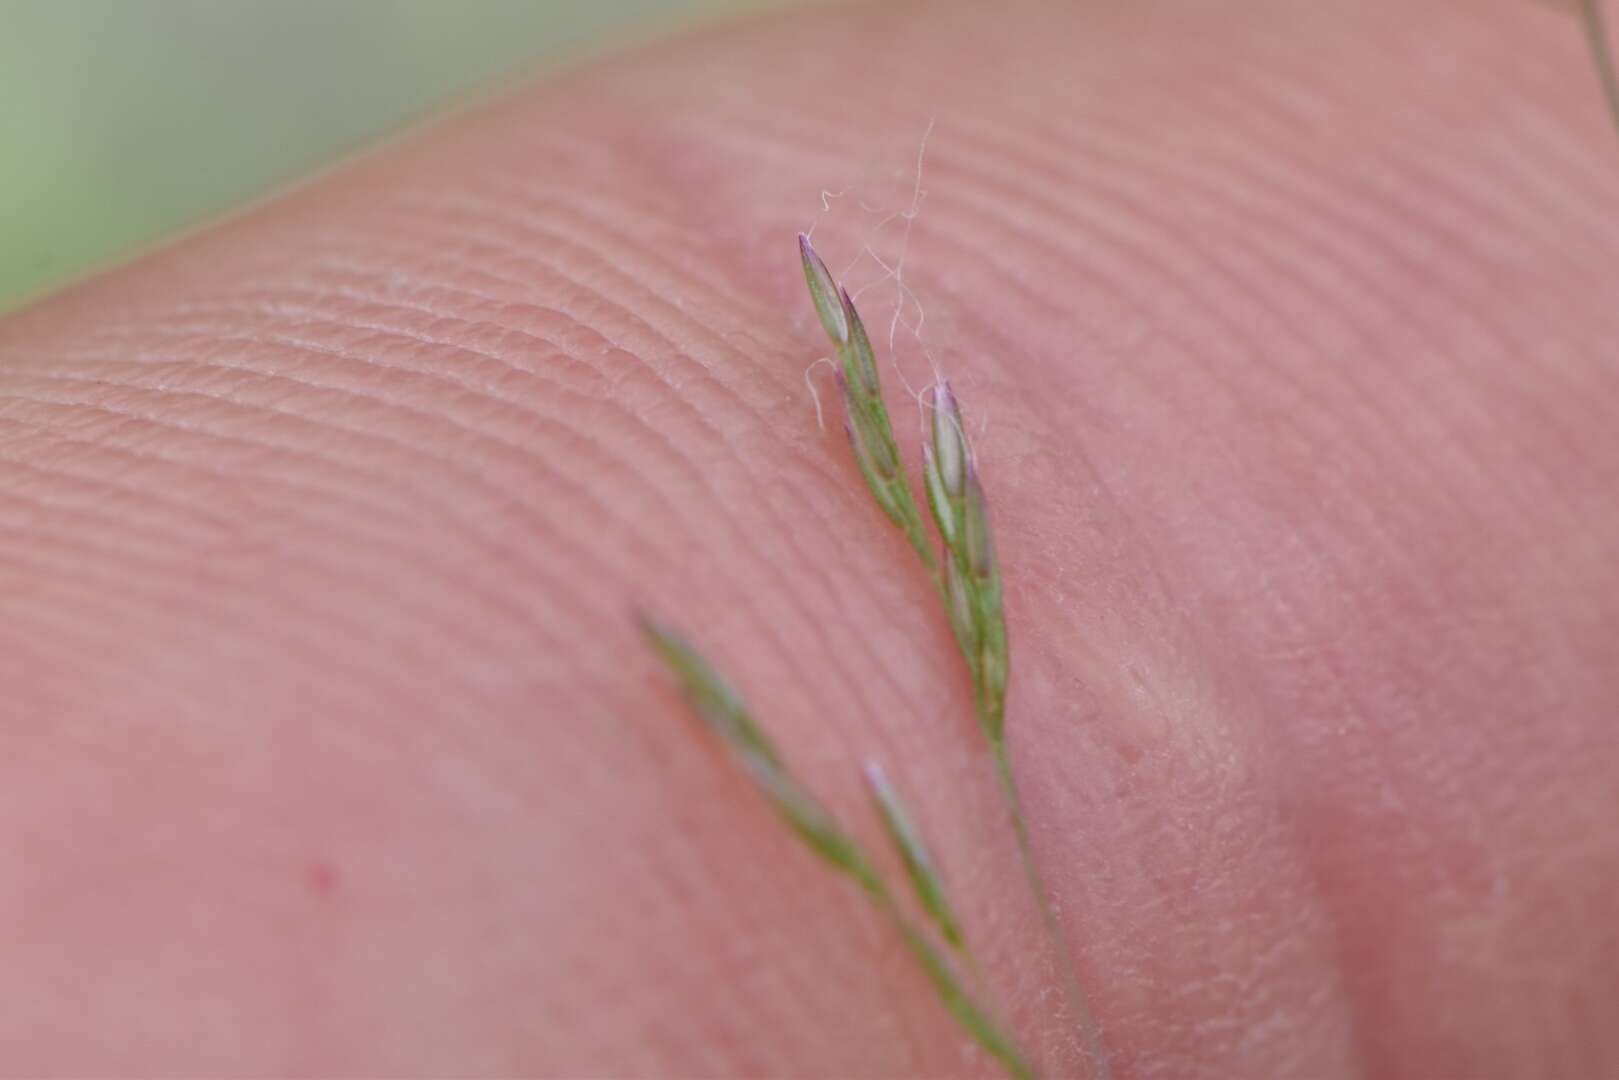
[{"left": 2, "top": 0, "right": 1618, "bottom": 1074}]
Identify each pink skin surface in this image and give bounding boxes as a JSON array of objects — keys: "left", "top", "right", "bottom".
[{"left": 3, "top": 0, "right": 1618, "bottom": 1075}]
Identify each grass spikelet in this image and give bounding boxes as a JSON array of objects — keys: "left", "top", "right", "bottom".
[
  {"left": 800, "top": 233, "right": 936, "bottom": 570},
  {"left": 641, "top": 616, "right": 884, "bottom": 893},
  {"left": 740, "top": 751, "right": 885, "bottom": 897},
  {"left": 638, "top": 613, "right": 782, "bottom": 768},
  {"left": 641, "top": 616, "right": 1036, "bottom": 1080},
  {"left": 944, "top": 554, "right": 978, "bottom": 657},
  {"left": 863, "top": 760, "right": 964, "bottom": 949},
  {"left": 923, "top": 446, "right": 956, "bottom": 547},
  {"left": 930, "top": 382, "right": 969, "bottom": 504},
  {"left": 800, "top": 233, "right": 850, "bottom": 346},
  {"left": 839, "top": 283, "right": 884, "bottom": 402},
  {"left": 924, "top": 385, "right": 1010, "bottom": 747},
  {"left": 962, "top": 462, "right": 1008, "bottom": 743}
]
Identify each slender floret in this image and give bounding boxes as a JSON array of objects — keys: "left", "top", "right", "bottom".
[
  {"left": 918, "top": 387, "right": 1009, "bottom": 745},
  {"left": 961, "top": 464, "right": 996, "bottom": 582},
  {"left": 638, "top": 613, "right": 782, "bottom": 768},
  {"left": 922, "top": 446, "right": 955, "bottom": 546},
  {"left": 944, "top": 551, "right": 976, "bottom": 654},
  {"left": 930, "top": 382, "right": 968, "bottom": 500},
  {"left": 838, "top": 284, "right": 883, "bottom": 400},
  {"left": 922, "top": 382, "right": 970, "bottom": 553},
  {"left": 837, "top": 371, "right": 900, "bottom": 481},
  {"left": 799, "top": 233, "right": 849, "bottom": 346},
  {"left": 799, "top": 234, "right": 936, "bottom": 570},
  {"left": 864, "top": 760, "right": 964, "bottom": 949},
  {"left": 960, "top": 461, "right": 1007, "bottom": 741}
]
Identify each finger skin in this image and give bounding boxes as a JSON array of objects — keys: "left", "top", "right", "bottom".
[{"left": 3, "top": 0, "right": 1618, "bottom": 1075}]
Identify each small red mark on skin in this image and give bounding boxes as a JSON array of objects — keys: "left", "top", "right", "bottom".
[{"left": 308, "top": 860, "right": 338, "bottom": 899}]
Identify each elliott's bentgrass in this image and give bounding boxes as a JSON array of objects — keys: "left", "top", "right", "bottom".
[
  {"left": 799, "top": 236, "right": 1022, "bottom": 830},
  {"left": 639, "top": 616, "right": 1035, "bottom": 1080},
  {"left": 798, "top": 235, "right": 1109, "bottom": 1078},
  {"left": 636, "top": 234, "right": 1107, "bottom": 1078},
  {"left": 797, "top": 237, "right": 1007, "bottom": 748}
]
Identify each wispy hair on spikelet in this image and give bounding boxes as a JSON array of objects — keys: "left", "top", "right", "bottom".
[{"left": 800, "top": 235, "right": 937, "bottom": 571}]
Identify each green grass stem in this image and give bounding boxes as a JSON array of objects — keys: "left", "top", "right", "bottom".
[
  {"left": 641, "top": 617, "right": 1036, "bottom": 1079},
  {"left": 1579, "top": 0, "right": 1619, "bottom": 143}
]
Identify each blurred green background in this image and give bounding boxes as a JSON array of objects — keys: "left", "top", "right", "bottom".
[{"left": 0, "top": 0, "right": 761, "bottom": 314}]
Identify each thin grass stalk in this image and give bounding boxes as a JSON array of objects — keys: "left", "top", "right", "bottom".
[
  {"left": 640, "top": 616, "right": 1036, "bottom": 1079},
  {"left": 886, "top": 902, "right": 1034, "bottom": 1080},
  {"left": 1579, "top": 0, "right": 1619, "bottom": 142}
]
